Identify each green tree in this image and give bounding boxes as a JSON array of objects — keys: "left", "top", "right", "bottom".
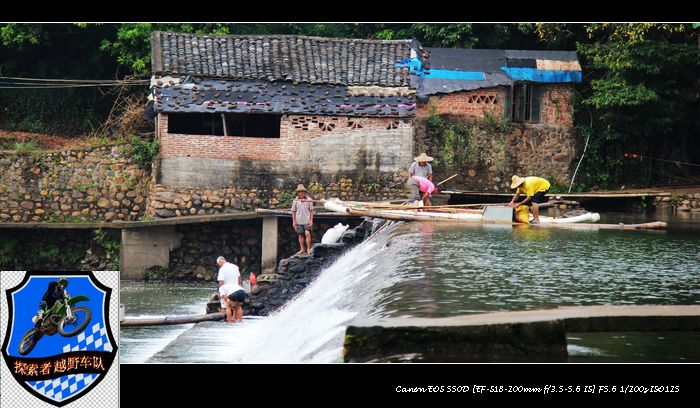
[
  {"left": 100, "top": 23, "right": 231, "bottom": 75},
  {"left": 575, "top": 24, "right": 700, "bottom": 188}
]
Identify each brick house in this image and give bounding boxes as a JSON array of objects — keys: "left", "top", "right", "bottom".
[
  {"left": 149, "top": 32, "right": 423, "bottom": 190},
  {"left": 146, "top": 33, "right": 583, "bottom": 217},
  {"left": 411, "top": 48, "right": 582, "bottom": 190},
  {"left": 413, "top": 48, "right": 581, "bottom": 125}
]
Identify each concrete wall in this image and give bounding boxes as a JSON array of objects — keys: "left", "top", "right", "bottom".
[
  {"left": 344, "top": 305, "right": 700, "bottom": 362},
  {"left": 158, "top": 114, "right": 414, "bottom": 188},
  {"left": 120, "top": 226, "right": 183, "bottom": 280}
]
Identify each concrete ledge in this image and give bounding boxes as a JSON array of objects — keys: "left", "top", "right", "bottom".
[
  {"left": 0, "top": 212, "right": 259, "bottom": 229},
  {"left": 344, "top": 305, "right": 700, "bottom": 362}
]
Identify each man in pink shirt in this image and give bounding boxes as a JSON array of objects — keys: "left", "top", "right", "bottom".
[{"left": 407, "top": 175, "right": 436, "bottom": 206}]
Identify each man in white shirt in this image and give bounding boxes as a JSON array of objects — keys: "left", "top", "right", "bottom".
[
  {"left": 219, "top": 283, "right": 246, "bottom": 323},
  {"left": 216, "top": 256, "right": 241, "bottom": 287}
]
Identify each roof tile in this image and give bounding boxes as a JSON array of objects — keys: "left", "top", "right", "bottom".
[{"left": 152, "top": 31, "right": 413, "bottom": 87}]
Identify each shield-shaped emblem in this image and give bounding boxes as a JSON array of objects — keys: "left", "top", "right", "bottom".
[{"left": 2, "top": 271, "right": 118, "bottom": 407}]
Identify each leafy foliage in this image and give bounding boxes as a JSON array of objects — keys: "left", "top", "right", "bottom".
[
  {"left": 93, "top": 229, "right": 120, "bottom": 270},
  {"left": 575, "top": 24, "right": 699, "bottom": 188},
  {"left": 124, "top": 136, "right": 159, "bottom": 168}
]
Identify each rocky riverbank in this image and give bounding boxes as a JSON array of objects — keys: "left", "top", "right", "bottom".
[
  {"left": 239, "top": 218, "right": 380, "bottom": 316},
  {"left": 654, "top": 192, "right": 700, "bottom": 213}
]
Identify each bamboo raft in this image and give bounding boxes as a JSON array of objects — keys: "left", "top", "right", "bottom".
[{"left": 323, "top": 199, "right": 667, "bottom": 230}]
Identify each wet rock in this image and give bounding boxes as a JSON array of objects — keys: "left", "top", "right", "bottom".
[{"left": 289, "top": 261, "right": 307, "bottom": 274}]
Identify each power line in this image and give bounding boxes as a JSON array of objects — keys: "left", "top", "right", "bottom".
[
  {"left": 624, "top": 153, "right": 700, "bottom": 167},
  {"left": 0, "top": 76, "right": 149, "bottom": 89},
  {"left": 0, "top": 84, "right": 149, "bottom": 89},
  {"left": 0, "top": 76, "right": 148, "bottom": 84}
]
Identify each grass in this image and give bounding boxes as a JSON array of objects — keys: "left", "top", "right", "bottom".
[{"left": 13, "top": 140, "right": 42, "bottom": 155}]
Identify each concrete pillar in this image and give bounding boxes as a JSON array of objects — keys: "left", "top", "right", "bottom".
[
  {"left": 261, "top": 216, "right": 278, "bottom": 275},
  {"left": 120, "top": 226, "right": 183, "bottom": 280}
]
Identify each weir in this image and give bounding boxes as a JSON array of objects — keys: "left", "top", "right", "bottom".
[
  {"left": 344, "top": 305, "right": 700, "bottom": 362},
  {"left": 119, "top": 214, "right": 700, "bottom": 363}
]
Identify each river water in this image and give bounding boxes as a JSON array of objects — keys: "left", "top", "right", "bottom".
[{"left": 120, "top": 211, "right": 700, "bottom": 363}]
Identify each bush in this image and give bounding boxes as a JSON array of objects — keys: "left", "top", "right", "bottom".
[
  {"left": 13, "top": 140, "right": 42, "bottom": 155},
  {"left": 124, "top": 135, "right": 159, "bottom": 167}
]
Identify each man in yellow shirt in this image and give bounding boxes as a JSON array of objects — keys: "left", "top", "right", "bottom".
[{"left": 508, "top": 175, "right": 551, "bottom": 224}]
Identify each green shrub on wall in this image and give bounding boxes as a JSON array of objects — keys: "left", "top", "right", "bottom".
[{"left": 124, "top": 136, "right": 159, "bottom": 168}]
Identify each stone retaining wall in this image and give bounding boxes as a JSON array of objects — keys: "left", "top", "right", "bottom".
[
  {"left": 654, "top": 193, "right": 700, "bottom": 213},
  {"left": 0, "top": 145, "right": 151, "bottom": 222},
  {"left": 147, "top": 176, "right": 409, "bottom": 218}
]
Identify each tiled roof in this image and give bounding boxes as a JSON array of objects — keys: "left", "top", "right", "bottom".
[
  {"left": 154, "top": 79, "right": 416, "bottom": 118},
  {"left": 151, "top": 31, "right": 415, "bottom": 87}
]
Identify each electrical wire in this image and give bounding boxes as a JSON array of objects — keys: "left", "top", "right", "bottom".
[{"left": 0, "top": 76, "right": 149, "bottom": 89}]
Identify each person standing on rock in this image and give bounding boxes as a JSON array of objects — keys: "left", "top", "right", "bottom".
[
  {"left": 291, "top": 184, "right": 314, "bottom": 255},
  {"left": 216, "top": 256, "right": 241, "bottom": 286},
  {"left": 508, "top": 175, "right": 551, "bottom": 224},
  {"left": 408, "top": 153, "right": 434, "bottom": 182}
]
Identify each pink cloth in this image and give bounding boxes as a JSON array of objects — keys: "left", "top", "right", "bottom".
[{"left": 412, "top": 176, "right": 435, "bottom": 194}]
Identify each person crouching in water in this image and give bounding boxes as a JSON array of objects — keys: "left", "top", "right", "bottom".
[
  {"left": 508, "top": 175, "right": 551, "bottom": 224},
  {"left": 406, "top": 175, "right": 436, "bottom": 207},
  {"left": 219, "top": 282, "right": 246, "bottom": 323}
]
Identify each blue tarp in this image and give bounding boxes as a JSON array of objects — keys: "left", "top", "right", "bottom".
[
  {"left": 500, "top": 67, "right": 582, "bottom": 83},
  {"left": 398, "top": 58, "right": 485, "bottom": 81}
]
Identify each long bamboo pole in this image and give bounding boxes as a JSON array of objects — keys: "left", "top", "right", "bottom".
[
  {"left": 436, "top": 173, "right": 459, "bottom": 186},
  {"left": 120, "top": 312, "right": 225, "bottom": 327}
]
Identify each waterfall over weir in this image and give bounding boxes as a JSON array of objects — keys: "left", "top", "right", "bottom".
[{"left": 147, "top": 221, "right": 403, "bottom": 363}]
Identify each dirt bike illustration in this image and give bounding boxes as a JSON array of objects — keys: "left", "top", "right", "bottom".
[{"left": 18, "top": 295, "right": 92, "bottom": 356}]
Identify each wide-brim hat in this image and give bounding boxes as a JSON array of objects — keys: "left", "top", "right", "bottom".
[
  {"left": 295, "top": 184, "right": 307, "bottom": 192},
  {"left": 510, "top": 175, "right": 526, "bottom": 189},
  {"left": 414, "top": 153, "right": 433, "bottom": 162}
]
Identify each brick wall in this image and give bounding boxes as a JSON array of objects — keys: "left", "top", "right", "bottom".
[
  {"left": 416, "top": 88, "right": 506, "bottom": 120},
  {"left": 415, "top": 84, "right": 575, "bottom": 127},
  {"left": 539, "top": 84, "right": 574, "bottom": 126},
  {"left": 159, "top": 114, "right": 411, "bottom": 162},
  {"left": 157, "top": 113, "right": 414, "bottom": 188}
]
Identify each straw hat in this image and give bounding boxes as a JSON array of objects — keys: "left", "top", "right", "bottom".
[
  {"left": 295, "top": 184, "right": 307, "bottom": 192},
  {"left": 414, "top": 153, "right": 433, "bottom": 162},
  {"left": 510, "top": 175, "right": 526, "bottom": 189}
]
